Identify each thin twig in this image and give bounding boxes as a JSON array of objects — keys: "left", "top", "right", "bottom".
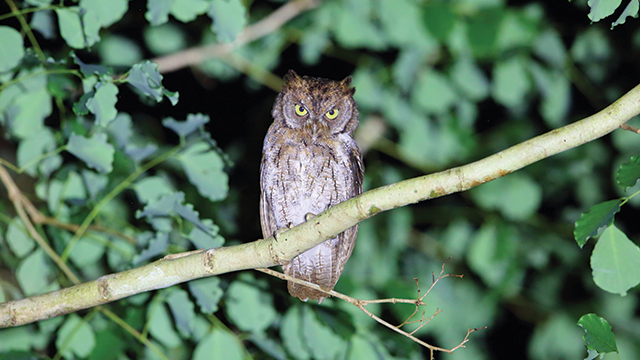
[
  {"left": 620, "top": 123, "right": 640, "bottom": 134},
  {"left": 255, "top": 265, "right": 477, "bottom": 355},
  {"left": 152, "top": 0, "right": 319, "bottom": 73}
]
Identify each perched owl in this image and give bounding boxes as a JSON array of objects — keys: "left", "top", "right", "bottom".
[{"left": 260, "top": 70, "right": 364, "bottom": 302}]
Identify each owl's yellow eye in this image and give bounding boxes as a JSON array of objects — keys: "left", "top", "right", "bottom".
[
  {"left": 325, "top": 108, "right": 339, "bottom": 120},
  {"left": 294, "top": 104, "right": 308, "bottom": 116}
]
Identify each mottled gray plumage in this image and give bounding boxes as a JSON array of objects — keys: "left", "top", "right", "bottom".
[{"left": 260, "top": 70, "right": 364, "bottom": 302}]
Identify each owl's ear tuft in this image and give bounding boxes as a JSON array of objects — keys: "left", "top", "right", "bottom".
[
  {"left": 284, "top": 70, "right": 301, "bottom": 83},
  {"left": 341, "top": 76, "right": 355, "bottom": 96}
]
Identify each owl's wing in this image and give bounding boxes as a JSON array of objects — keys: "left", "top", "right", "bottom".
[{"left": 259, "top": 151, "right": 278, "bottom": 240}]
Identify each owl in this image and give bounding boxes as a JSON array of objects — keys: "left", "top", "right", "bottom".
[{"left": 260, "top": 70, "right": 364, "bottom": 302}]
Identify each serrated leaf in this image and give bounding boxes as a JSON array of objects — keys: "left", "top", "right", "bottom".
[
  {"left": 178, "top": 142, "right": 228, "bottom": 202},
  {"left": 193, "top": 329, "right": 243, "bottom": 360},
  {"left": 171, "top": 0, "right": 209, "bottom": 22},
  {"left": 126, "top": 61, "right": 179, "bottom": 105},
  {"left": 187, "top": 219, "right": 224, "bottom": 249},
  {"left": 56, "top": 314, "right": 96, "bottom": 358},
  {"left": 147, "top": 300, "right": 182, "bottom": 348},
  {"left": 86, "top": 82, "right": 119, "bottom": 126},
  {"left": 166, "top": 289, "right": 197, "bottom": 337},
  {"left": 188, "top": 277, "right": 223, "bottom": 314},
  {"left": 616, "top": 155, "right": 640, "bottom": 190},
  {"left": 16, "top": 249, "right": 51, "bottom": 296},
  {"left": 163, "top": 113, "right": 210, "bottom": 137},
  {"left": 0, "top": 26, "right": 25, "bottom": 72},
  {"left": 67, "top": 133, "right": 115, "bottom": 173},
  {"left": 577, "top": 314, "right": 618, "bottom": 354},
  {"left": 225, "top": 277, "right": 276, "bottom": 333},
  {"left": 591, "top": 225, "right": 640, "bottom": 296},
  {"left": 134, "top": 176, "right": 175, "bottom": 204},
  {"left": 6, "top": 219, "right": 35, "bottom": 258},
  {"left": 133, "top": 232, "right": 169, "bottom": 264},
  {"left": 72, "top": 53, "right": 113, "bottom": 77},
  {"left": 612, "top": 0, "right": 639, "bottom": 28},
  {"left": 208, "top": 0, "right": 247, "bottom": 43},
  {"left": 588, "top": 0, "right": 622, "bottom": 22},
  {"left": 574, "top": 199, "right": 623, "bottom": 248}
]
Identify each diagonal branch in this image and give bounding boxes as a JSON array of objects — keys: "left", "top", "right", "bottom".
[
  {"left": 2, "top": 83, "right": 640, "bottom": 328},
  {"left": 152, "top": 0, "right": 319, "bottom": 73}
]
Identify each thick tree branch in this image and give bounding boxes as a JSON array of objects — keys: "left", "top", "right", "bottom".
[{"left": 2, "top": 83, "right": 640, "bottom": 328}]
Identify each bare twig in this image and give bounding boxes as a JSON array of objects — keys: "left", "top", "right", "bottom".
[
  {"left": 255, "top": 265, "right": 478, "bottom": 356},
  {"left": 153, "top": 0, "right": 319, "bottom": 73},
  {"left": 620, "top": 123, "right": 640, "bottom": 134}
]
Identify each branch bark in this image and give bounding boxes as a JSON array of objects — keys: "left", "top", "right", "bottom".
[{"left": 2, "top": 83, "right": 640, "bottom": 328}]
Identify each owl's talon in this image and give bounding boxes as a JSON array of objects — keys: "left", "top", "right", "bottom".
[{"left": 304, "top": 213, "right": 317, "bottom": 222}]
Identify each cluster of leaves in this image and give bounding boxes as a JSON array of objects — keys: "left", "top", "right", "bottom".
[{"left": 1, "top": 0, "right": 640, "bottom": 359}]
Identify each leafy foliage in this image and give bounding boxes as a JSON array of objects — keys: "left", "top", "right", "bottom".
[{"left": 1, "top": 0, "right": 640, "bottom": 359}]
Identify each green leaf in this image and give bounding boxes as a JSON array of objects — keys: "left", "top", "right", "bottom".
[
  {"left": 56, "top": 314, "right": 96, "bottom": 358},
  {"left": 98, "top": 35, "right": 143, "bottom": 66},
  {"left": 162, "top": 113, "right": 210, "bottom": 137},
  {"left": 134, "top": 176, "right": 175, "bottom": 204},
  {"left": 17, "top": 128, "right": 58, "bottom": 176},
  {"left": 67, "top": 132, "right": 115, "bottom": 173},
  {"left": 467, "top": 222, "right": 520, "bottom": 292},
  {"left": 187, "top": 219, "right": 224, "bottom": 249},
  {"left": 588, "top": 0, "right": 623, "bottom": 22},
  {"left": 146, "top": 0, "right": 173, "bottom": 25},
  {"left": 72, "top": 53, "right": 113, "bottom": 77},
  {"left": 30, "top": 10, "right": 56, "bottom": 40},
  {"left": 616, "top": 155, "right": 640, "bottom": 190},
  {"left": 591, "top": 225, "right": 640, "bottom": 296},
  {"left": 379, "top": 0, "right": 434, "bottom": 48},
  {"left": 178, "top": 142, "right": 229, "bottom": 202},
  {"left": 612, "top": 0, "right": 639, "bottom": 28},
  {"left": 193, "top": 329, "right": 243, "bottom": 360},
  {"left": 172, "top": 0, "right": 209, "bottom": 22},
  {"left": 533, "top": 29, "right": 567, "bottom": 69},
  {"left": 147, "top": 300, "right": 182, "bottom": 348},
  {"left": 166, "top": 289, "right": 197, "bottom": 337},
  {"left": 80, "top": 0, "right": 128, "bottom": 28},
  {"left": 126, "top": 61, "right": 179, "bottom": 105},
  {"left": 16, "top": 249, "right": 51, "bottom": 296},
  {"left": 6, "top": 219, "right": 35, "bottom": 258},
  {"left": 188, "top": 277, "right": 223, "bottom": 314},
  {"left": 82, "top": 170, "right": 109, "bottom": 200},
  {"left": 225, "top": 277, "right": 277, "bottom": 333},
  {"left": 0, "top": 327, "right": 32, "bottom": 352},
  {"left": 412, "top": 69, "right": 457, "bottom": 114},
  {"left": 574, "top": 199, "right": 622, "bottom": 248},
  {"left": 281, "top": 306, "right": 311, "bottom": 360},
  {"left": 301, "top": 305, "right": 348, "bottom": 359},
  {"left": 134, "top": 232, "right": 168, "bottom": 264},
  {"left": 86, "top": 82, "right": 119, "bottom": 126},
  {"left": 0, "top": 26, "right": 25, "bottom": 72},
  {"left": 467, "top": 8, "right": 503, "bottom": 58},
  {"left": 11, "top": 88, "right": 51, "bottom": 139},
  {"left": 529, "top": 63, "right": 571, "bottom": 128},
  {"left": 577, "top": 314, "right": 618, "bottom": 354},
  {"left": 450, "top": 57, "right": 490, "bottom": 101},
  {"left": 208, "top": 0, "right": 247, "bottom": 43},
  {"left": 422, "top": 2, "right": 456, "bottom": 41},
  {"left": 144, "top": 23, "right": 187, "bottom": 55},
  {"left": 56, "top": 8, "right": 85, "bottom": 49},
  {"left": 492, "top": 56, "right": 531, "bottom": 108},
  {"left": 470, "top": 174, "right": 542, "bottom": 221},
  {"left": 68, "top": 233, "right": 106, "bottom": 268}
]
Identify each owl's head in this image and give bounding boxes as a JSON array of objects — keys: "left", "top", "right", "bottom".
[{"left": 272, "top": 70, "right": 359, "bottom": 136}]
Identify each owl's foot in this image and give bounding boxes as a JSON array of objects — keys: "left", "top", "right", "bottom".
[
  {"left": 273, "top": 223, "right": 294, "bottom": 242},
  {"left": 304, "top": 212, "right": 317, "bottom": 222}
]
